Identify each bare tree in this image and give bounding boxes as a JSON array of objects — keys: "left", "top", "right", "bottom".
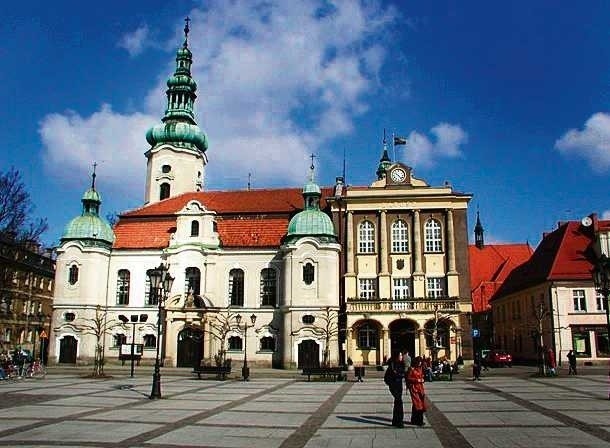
[
  {"left": 54, "top": 305, "right": 118, "bottom": 377},
  {"left": 316, "top": 307, "right": 339, "bottom": 367},
  {"left": 206, "top": 307, "right": 240, "bottom": 367},
  {"left": 0, "top": 167, "right": 48, "bottom": 243}
]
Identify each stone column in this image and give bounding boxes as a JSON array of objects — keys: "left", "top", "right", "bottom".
[
  {"left": 418, "top": 329, "right": 426, "bottom": 358},
  {"left": 446, "top": 209, "right": 457, "bottom": 274},
  {"left": 379, "top": 210, "right": 389, "bottom": 275},
  {"left": 413, "top": 210, "right": 423, "bottom": 275},
  {"left": 346, "top": 211, "right": 355, "bottom": 275}
]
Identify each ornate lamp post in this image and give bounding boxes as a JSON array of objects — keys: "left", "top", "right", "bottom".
[
  {"left": 235, "top": 313, "right": 257, "bottom": 381},
  {"left": 147, "top": 263, "right": 174, "bottom": 399},
  {"left": 592, "top": 254, "right": 610, "bottom": 400}
]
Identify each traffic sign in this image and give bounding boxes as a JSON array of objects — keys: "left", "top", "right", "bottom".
[{"left": 471, "top": 329, "right": 480, "bottom": 338}]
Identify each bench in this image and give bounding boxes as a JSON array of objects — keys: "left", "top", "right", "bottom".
[
  {"left": 193, "top": 365, "right": 231, "bottom": 380},
  {"left": 301, "top": 367, "right": 344, "bottom": 382}
]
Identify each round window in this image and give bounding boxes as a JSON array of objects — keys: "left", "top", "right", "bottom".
[
  {"left": 161, "top": 165, "right": 171, "bottom": 173},
  {"left": 64, "top": 312, "right": 76, "bottom": 322},
  {"left": 302, "top": 315, "right": 315, "bottom": 325}
]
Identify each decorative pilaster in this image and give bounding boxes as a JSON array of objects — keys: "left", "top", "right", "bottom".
[
  {"left": 413, "top": 210, "right": 423, "bottom": 275},
  {"left": 446, "top": 209, "right": 457, "bottom": 274},
  {"left": 346, "top": 211, "right": 355, "bottom": 275},
  {"left": 379, "top": 210, "right": 389, "bottom": 275}
]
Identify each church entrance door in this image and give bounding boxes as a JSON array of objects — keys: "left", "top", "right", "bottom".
[
  {"left": 58, "top": 335, "right": 77, "bottom": 364},
  {"left": 298, "top": 339, "right": 319, "bottom": 369},
  {"left": 177, "top": 327, "right": 203, "bottom": 368}
]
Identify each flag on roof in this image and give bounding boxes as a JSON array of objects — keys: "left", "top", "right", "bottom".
[{"left": 394, "top": 136, "right": 407, "bottom": 145}]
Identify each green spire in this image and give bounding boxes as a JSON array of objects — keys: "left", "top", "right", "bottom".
[
  {"left": 146, "top": 17, "right": 208, "bottom": 153},
  {"left": 61, "top": 163, "right": 114, "bottom": 247},
  {"left": 286, "top": 156, "right": 336, "bottom": 244},
  {"left": 376, "top": 130, "right": 392, "bottom": 179}
]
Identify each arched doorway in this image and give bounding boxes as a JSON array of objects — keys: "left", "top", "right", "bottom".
[
  {"left": 424, "top": 319, "right": 450, "bottom": 361},
  {"left": 389, "top": 320, "right": 417, "bottom": 358},
  {"left": 58, "top": 335, "right": 77, "bottom": 363},
  {"left": 177, "top": 327, "right": 204, "bottom": 368},
  {"left": 298, "top": 339, "right": 319, "bottom": 368}
]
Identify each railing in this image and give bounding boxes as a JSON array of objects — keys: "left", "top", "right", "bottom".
[{"left": 346, "top": 297, "right": 460, "bottom": 313}]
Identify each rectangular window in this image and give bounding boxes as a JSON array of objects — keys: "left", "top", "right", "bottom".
[
  {"left": 116, "top": 270, "right": 130, "bottom": 305},
  {"left": 572, "top": 290, "right": 586, "bottom": 312},
  {"left": 260, "top": 269, "right": 277, "bottom": 307},
  {"left": 595, "top": 329, "right": 609, "bottom": 357},
  {"left": 145, "top": 276, "right": 157, "bottom": 305},
  {"left": 572, "top": 330, "right": 591, "bottom": 357},
  {"left": 393, "top": 278, "right": 410, "bottom": 300},
  {"left": 426, "top": 277, "right": 445, "bottom": 298},
  {"left": 596, "top": 292, "right": 607, "bottom": 312},
  {"left": 359, "top": 278, "right": 376, "bottom": 300}
]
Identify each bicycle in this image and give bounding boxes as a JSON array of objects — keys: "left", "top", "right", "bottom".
[{"left": 25, "top": 360, "right": 47, "bottom": 379}]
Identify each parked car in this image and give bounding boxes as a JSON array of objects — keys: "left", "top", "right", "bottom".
[{"left": 484, "top": 350, "right": 512, "bottom": 367}]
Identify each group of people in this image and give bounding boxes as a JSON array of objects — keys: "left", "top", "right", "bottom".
[
  {"left": 0, "top": 348, "right": 33, "bottom": 380},
  {"left": 385, "top": 352, "right": 426, "bottom": 428}
]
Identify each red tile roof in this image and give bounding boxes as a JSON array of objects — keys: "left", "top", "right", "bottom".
[
  {"left": 469, "top": 244, "right": 533, "bottom": 312},
  {"left": 113, "top": 187, "right": 334, "bottom": 250},
  {"left": 492, "top": 220, "right": 608, "bottom": 300}
]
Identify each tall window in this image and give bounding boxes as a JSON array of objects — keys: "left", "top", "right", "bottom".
[
  {"left": 229, "top": 269, "right": 244, "bottom": 306},
  {"left": 190, "top": 220, "right": 199, "bottom": 237},
  {"left": 228, "top": 336, "right": 243, "bottom": 350},
  {"left": 359, "top": 278, "right": 376, "bottom": 299},
  {"left": 68, "top": 265, "right": 79, "bottom": 285},
  {"left": 393, "top": 278, "right": 411, "bottom": 299},
  {"left": 160, "top": 183, "right": 170, "bottom": 200},
  {"left": 116, "top": 269, "right": 130, "bottom": 305},
  {"left": 391, "top": 220, "right": 409, "bottom": 252},
  {"left": 357, "top": 323, "right": 378, "bottom": 349},
  {"left": 260, "top": 336, "right": 275, "bottom": 351},
  {"left": 303, "top": 263, "right": 315, "bottom": 285},
  {"left": 185, "top": 267, "right": 201, "bottom": 296},
  {"left": 573, "top": 289, "right": 586, "bottom": 312},
  {"left": 260, "top": 268, "right": 277, "bottom": 307},
  {"left": 145, "top": 275, "right": 157, "bottom": 305},
  {"left": 424, "top": 219, "right": 442, "bottom": 252},
  {"left": 359, "top": 220, "right": 375, "bottom": 253},
  {"left": 596, "top": 292, "right": 607, "bottom": 311},
  {"left": 426, "top": 277, "right": 445, "bottom": 298}
]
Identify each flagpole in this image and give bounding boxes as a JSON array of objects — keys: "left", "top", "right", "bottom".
[{"left": 392, "top": 132, "right": 396, "bottom": 161}]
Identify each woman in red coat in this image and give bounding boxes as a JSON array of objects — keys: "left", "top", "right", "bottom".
[{"left": 406, "top": 356, "right": 427, "bottom": 426}]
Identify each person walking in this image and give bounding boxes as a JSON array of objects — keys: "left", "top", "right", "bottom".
[
  {"left": 473, "top": 353, "right": 482, "bottom": 380},
  {"left": 406, "top": 356, "right": 427, "bottom": 426},
  {"left": 385, "top": 352, "right": 406, "bottom": 428},
  {"left": 547, "top": 347, "right": 557, "bottom": 376},
  {"left": 567, "top": 350, "right": 577, "bottom": 375}
]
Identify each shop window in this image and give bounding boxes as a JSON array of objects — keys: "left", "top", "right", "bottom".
[
  {"left": 595, "top": 329, "right": 609, "bottom": 357},
  {"left": 572, "top": 330, "right": 591, "bottom": 357}
]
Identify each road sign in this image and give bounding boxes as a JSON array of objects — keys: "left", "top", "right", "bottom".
[
  {"left": 471, "top": 329, "right": 480, "bottom": 338},
  {"left": 39, "top": 330, "right": 48, "bottom": 339}
]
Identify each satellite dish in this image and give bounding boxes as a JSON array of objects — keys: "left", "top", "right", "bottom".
[{"left": 581, "top": 216, "right": 593, "bottom": 227}]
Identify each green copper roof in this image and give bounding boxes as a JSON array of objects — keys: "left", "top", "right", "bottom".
[
  {"left": 146, "top": 18, "right": 208, "bottom": 154},
  {"left": 286, "top": 163, "right": 336, "bottom": 244},
  {"left": 61, "top": 173, "right": 114, "bottom": 247}
]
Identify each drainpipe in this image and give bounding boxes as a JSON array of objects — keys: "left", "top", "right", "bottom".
[{"left": 548, "top": 284, "right": 557, "bottom": 366}]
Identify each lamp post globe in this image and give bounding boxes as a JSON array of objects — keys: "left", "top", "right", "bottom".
[{"left": 148, "top": 263, "right": 174, "bottom": 400}]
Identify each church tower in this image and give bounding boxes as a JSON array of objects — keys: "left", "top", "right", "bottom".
[
  {"left": 144, "top": 18, "right": 208, "bottom": 204},
  {"left": 474, "top": 210, "right": 485, "bottom": 249}
]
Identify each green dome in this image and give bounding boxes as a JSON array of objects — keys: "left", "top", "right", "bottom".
[
  {"left": 303, "top": 181, "right": 321, "bottom": 195},
  {"left": 62, "top": 214, "right": 115, "bottom": 245},
  {"left": 82, "top": 188, "right": 101, "bottom": 202},
  {"left": 167, "top": 74, "right": 197, "bottom": 90},
  {"left": 286, "top": 209, "right": 335, "bottom": 242},
  {"left": 146, "top": 121, "right": 208, "bottom": 153}
]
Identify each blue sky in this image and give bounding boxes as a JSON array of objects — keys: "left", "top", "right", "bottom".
[{"left": 2, "top": 0, "right": 610, "bottom": 248}]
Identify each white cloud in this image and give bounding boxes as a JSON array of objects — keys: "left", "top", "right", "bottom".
[
  {"left": 41, "top": 0, "right": 398, "bottom": 193},
  {"left": 117, "top": 25, "right": 150, "bottom": 57},
  {"left": 401, "top": 123, "right": 468, "bottom": 169},
  {"left": 555, "top": 112, "right": 610, "bottom": 172},
  {"left": 39, "top": 105, "right": 153, "bottom": 192}
]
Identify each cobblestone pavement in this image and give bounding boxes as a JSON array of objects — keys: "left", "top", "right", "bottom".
[{"left": 0, "top": 370, "right": 609, "bottom": 448}]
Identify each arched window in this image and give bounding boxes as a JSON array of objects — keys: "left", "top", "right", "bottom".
[
  {"left": 185, "top": 267, "right": 201, "bottom": 296},
  {"left": 68, "top": 265, "right": 79, "bottom": 285},
  {"left": 424, "top": 218, "right": 442, "bottom": 252},
  {"left": 116, "top": 269, "right": 130, "bottom": 305},
  {"left": 303, "top": 263, "right": 315, "bottom": 285},
  {"left": 260, "top": 268, "right": 277, "bottom": 307},
  {"left": 143, "top": 334, "right": 157, "bottom": 348},
  {"left": 190, "top": 220, "right": 199, "bottom": 237},
  {"left": 228, "top": 336, "right": 243, "bottom": 351},
  {"left": 160, "top": 183, "right": 171, "bottom": 200},
  {"left": 357, "top": 323, "right": 378, "bottom": 349},
  {"left": 359, "top": 220, "right": 375, "bottom": 253},
  {"left": 229, "top": 269, "right": 244, "bottom": 306},
  {"left": 260, "top": 336, "right": 275, "bottom": 351},
  {"left": 391, "top": 219, "right": 409, "bottom": 252}
]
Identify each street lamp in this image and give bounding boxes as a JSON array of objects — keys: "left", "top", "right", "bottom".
[
  {"left": 118, "top": 314, "right": 148, "bottom": 378},
  {"left": 592, "top": 254, "right": 610, "bottom": 400},
  {"left": 147, "top": 263, "right": 174, "bottom": 399},
  {"left": 235, "top": 313, "right": 257, "bottom": 381}
]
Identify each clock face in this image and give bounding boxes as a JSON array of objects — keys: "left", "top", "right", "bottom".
[{"left": 390, "top": 168, "right": 407, "bottom": 183}]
